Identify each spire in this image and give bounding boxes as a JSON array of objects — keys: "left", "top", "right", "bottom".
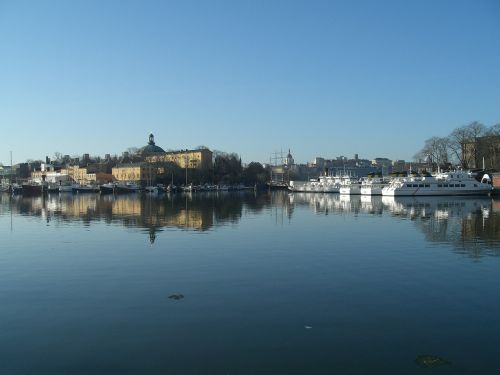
[{"left": 148, "top": 133, "right": 155, "bottom": 146}]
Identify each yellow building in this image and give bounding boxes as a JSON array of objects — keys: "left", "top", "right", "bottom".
[
  {"left": 146, "top": 149, "right": 213, "bottom": 169},
  {"left": 140, "top": 133, "right": 213, "bottom": 169},
  {"left": 112, "top": 163, "right": 156, "bottom": 184}
]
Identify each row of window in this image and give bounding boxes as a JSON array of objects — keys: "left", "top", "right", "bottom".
[{"left": 406, "top": 183, "right": 467, "bottom": 188}]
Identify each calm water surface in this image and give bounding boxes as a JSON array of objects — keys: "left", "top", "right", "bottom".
[{"left": 1, "top": 192, "right": 500, "bottom": 374}]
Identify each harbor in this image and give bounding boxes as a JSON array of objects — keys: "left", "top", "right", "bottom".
[{"left": 1, "top": 191, "right": 500, "bottom": 373}]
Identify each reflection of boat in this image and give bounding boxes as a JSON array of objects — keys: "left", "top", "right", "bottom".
[
  {"left": 380, "top": 195, "right": 491, "bottom": 217},
  {"left": 382, "top": 171, "right": 492, "bottom": 196}
]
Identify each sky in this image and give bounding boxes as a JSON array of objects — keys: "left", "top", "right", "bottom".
[{"left": 0, "top": 0, "right": 499, "bottom": 165}]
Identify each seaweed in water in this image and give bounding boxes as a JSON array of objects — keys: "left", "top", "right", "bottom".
[
  {"left": 168, "top": 294, "right": 184, "bottom": 300},
  {"left": 415, "top": 354, "right": 451, "bottom": 368}
]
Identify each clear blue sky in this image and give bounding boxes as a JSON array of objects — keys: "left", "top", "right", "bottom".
[{"left": 1, "top": 0, "right": 499, "bottom": 165}]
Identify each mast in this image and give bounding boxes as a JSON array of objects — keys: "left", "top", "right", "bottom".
[{"left": 10, "top": 150, "right": 13, "bottom": 184}]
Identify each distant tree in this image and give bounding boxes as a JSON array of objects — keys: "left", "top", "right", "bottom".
[
  {"left": 414, "top": 136, "right": 450, "bottom": 169},
  {"left": 242, "top": 162, "right": 269, "bottom": 185},
  {"left": 126, "top": 147, "right": 140, "bottom": 155},
  {"left": 449, "top": 122, "right": 487, "bottom": 168}
]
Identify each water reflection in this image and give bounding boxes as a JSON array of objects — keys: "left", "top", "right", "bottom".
[
  {"left": 1, "top": 192, "right": 499, "bottom": 255},
  {"left": 290, "top": 193, "right": 500, "bottom": 258},
  {"left": 2, "top": 192, "right": 272, "bottom": 243}
]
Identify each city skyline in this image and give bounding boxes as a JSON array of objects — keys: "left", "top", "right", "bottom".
[{"left": 1, "top": 0, "right": 499, "bottom": 165}]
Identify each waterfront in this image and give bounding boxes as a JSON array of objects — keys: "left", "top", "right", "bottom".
[{"left": 1, "top": 192, "right": 500, "bottom": 374}]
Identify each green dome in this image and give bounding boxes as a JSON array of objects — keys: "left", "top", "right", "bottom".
[{"left": 140, "top": 133, "right": 165, "bottom": 155}]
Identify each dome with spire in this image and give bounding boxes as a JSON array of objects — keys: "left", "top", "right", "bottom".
[{"left": 140, "top": 133, "right": 165, "bottom": 155}]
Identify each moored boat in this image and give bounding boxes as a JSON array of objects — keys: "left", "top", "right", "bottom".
[
  {"left": 382, "top": 170, "right": 492, "bottom": 196},
  {"left": 114, "top": 182, "right": 141, "bottom": 194}
]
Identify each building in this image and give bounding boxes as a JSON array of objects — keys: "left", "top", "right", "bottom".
[
  {"left": 112, "top": 163, "right": 156, "bottom": 185},
  {"left": 138, "top": 133, "right": 213, "bottom": 169},
  {"left": 146, "top": 148, "right": 213, "bottom": 169}
]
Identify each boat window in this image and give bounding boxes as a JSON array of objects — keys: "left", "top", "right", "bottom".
[
  {"left": 424, "top": 184, "right": 430, "bottom": 187},
  {"left": 461, "top": 184, "right": 465, "bottom": 187},
  {"left": 438, "top": 184, "right": 442, "bottom": 187},
  {"left": 474, "top": 184, "right": 478, "bottom": 187},
  {"left": 443, "top": 184, "right": 448, "bottom": 187},
  {"left": 406, "top": 184, "right": 411, "bottom": 188},
  {"left": 418, "top": 184, "right": 424, "bottom": 188}
]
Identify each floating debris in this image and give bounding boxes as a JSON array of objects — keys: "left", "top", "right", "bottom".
[
  {"left": 168, "top": 294, "right": 184, "bottom": 300},
  {"left": 415, "top": 354, "right": 451, "bottom": 368}
]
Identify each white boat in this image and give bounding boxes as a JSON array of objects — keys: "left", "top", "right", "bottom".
[
  {"left": 289, "top": 174, "right": 341, "bottom": 193},
  {"left": 144, "top": 186, "right": 158, "bottom": 194},
  {"left": 381, "top": 170, "right": 492, "bottom": 196},
  {"left": 339, "top": 176, "right": 361, "bottom": 195},
  {"left": 360, "top": 177, "right": 389, "bottom": 195}
]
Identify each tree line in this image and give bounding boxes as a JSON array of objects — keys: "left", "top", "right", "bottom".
[{"left": 415, "top": 121, "right": 500, "bottom": 170}]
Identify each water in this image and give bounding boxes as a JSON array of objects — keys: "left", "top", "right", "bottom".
[{"left": 1, "top": 192, "right": 500, "bottom": 374}]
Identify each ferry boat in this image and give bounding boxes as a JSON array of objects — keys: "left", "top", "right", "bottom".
[
  {"left": 339, "top": 176, "right": 361, "bottom": 195},
  {"left": 382, "top": 170, "right": 492, "bottom": 196},
  {"left": 360, "top": 176, "right": 389, "bottom": 196},
  {"left": 289, "top": 174, "right": 341, "bottom": 193}
]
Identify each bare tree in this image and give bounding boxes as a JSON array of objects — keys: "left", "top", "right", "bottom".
[{"left": 415, "top": 136, "right": 450, "bottom": 169}]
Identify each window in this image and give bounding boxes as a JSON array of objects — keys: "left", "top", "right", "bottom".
[
  {"left": 418, "top": 184, "right": 424, "bottom": 188},
  {"left": 443, "top": 184, "right": 448, "bottom": 187},
  {"left": 438, "top": 184, "right": 442, "bottom": 187},
  {"left": 424, "top": 184, "right": 430, "bottom": 188},
  {"left": 461, "top": 184, "right": 465, "bottom": 187},
  {"left": 474, "top": 184, "right": 478, "bottom": 187},
  {"left": 406, "top": 184, "right": 411, "bottom": 188}
]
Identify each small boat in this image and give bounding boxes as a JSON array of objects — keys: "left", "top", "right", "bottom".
[
  {"left": 21, "top": 183, "right": 43, "bottom": 196},
  {"left": 47, "top": 183, "right": 60, "bottom": 193},
  {"left": 73, "top": 184, "right": 99, "bottom": 193},
  {"left": 11, "top": 184, "right": 22, "bottom": 195},
  {"left": 166, "top": 184, "right": 177, "bottom": 193},
  {"left": 100, "top": 182, "right": 116, "bottom": 194},
  {"left": 114, "top": 182, "right": 141, "bottom": 194},
  {"left": 59, "top": 184, "right": 74, "bottom": 193},
  {"left": 144, "top": 186, "right": 158, "bottom": 194},
  {"left": 0, "top": 184, "right": 11, "bottom": 193}
]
